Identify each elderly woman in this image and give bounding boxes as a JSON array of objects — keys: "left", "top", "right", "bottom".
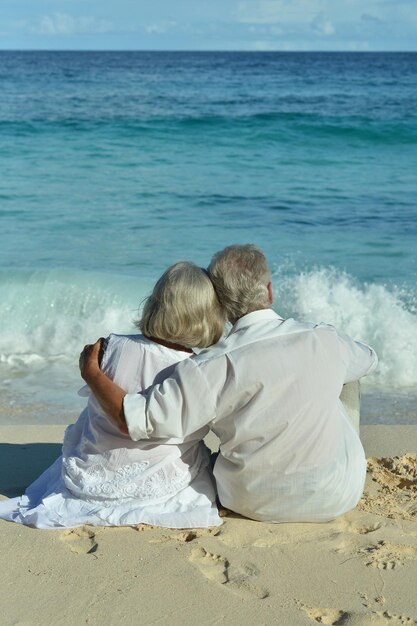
[{"left": 0, "top": 262, "right": 225, "bottom": 529}]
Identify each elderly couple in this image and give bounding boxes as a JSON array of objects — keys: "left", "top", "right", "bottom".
[{"left": 0, "top": 244, "right": 377, "bottom": 529}]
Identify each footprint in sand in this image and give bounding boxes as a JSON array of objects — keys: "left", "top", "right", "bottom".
[
  {"left": 333, "top": 516, "right": 417, "bottom": 572},
  {"left": 360, "top": 540, "right": 417, "bottom": 570},
  {"left": 334, "top": 515, "right": 384, "bottom": 538},
  {"left": 304, "top": 606, "right": 417, "bottom": 625},
  {"left": 172, "top": 528, "right": 221, "bottom": 543},
  {"left": 60, "top": 526, "right": 98, "bottom": 555},
  {"left": 304, "top": 606, "right": 350, "bottom": 625},
  {"left": 189, "top": 547, "right": 269, "bottom": 599},
  {"left": 348, "top": 522, "right": 382, "bottom": 535},
  {"left": 148, "top": 527, "right": 221, "bottom": 545},
  {"left": 189, "top": 547, "right": 229, "bottom": 584}
]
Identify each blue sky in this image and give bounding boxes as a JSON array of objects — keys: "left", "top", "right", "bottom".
[{"left": 1, "top": 0, "right": 416, "bottom": 51}]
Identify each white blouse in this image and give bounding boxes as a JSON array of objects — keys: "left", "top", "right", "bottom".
[
  {"left": 0, "top": 334, "right": 221, "bottom": 529},
  {"left": 124, "top": 310, "right": 378, "bottom": 523}
]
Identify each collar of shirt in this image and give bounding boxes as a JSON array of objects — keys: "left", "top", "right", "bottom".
[{"left": 228, "top": 308, "right": 285, "bottom": 336}]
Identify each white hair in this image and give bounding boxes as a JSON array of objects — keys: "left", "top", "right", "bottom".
[
  {"left": 137, "top": 261, "right": 225, "bottom": 349},
  {"left": 208, "top": 244, "right": 271, "bottom": 324}
]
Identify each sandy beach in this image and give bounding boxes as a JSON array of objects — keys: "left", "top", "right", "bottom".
[{"left": 1, "top": 425, "right": 416, "bottom": 626}]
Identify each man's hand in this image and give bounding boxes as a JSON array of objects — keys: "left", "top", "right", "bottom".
[
  {"left": 79, "top": 338, "right": 103, "bottom": 383},
  {"left": 79, "top": 338, "right": 128, "bottom": 435}
]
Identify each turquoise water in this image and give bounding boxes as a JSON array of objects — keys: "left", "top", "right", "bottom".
[{"left": 1, "top": 51, "right": 416, "bottom": 424}]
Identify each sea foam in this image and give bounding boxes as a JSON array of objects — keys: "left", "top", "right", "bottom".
[
  {"left": 0, "top": 269, "right": 148, "bottom": 368},
  {"left": 273, "top": 266, "right": 417, "bottom": 390},
  {"left": 1, "top": 267, "right": 416, "bottom": 398}
]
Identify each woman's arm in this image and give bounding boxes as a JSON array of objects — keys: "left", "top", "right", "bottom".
[{"left": 79, "top": 339, "right": 128, "bottom": 434}]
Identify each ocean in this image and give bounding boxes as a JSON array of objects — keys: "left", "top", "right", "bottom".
[{"left": 1, "top": 51, "right": 416, "bottom": 425}]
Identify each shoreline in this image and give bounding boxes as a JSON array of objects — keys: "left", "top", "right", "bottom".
[{"left": 1, "top": 425, "right": 416, "bottom": 625}]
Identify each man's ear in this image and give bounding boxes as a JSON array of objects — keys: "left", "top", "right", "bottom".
[{"left": 267, "top": 281, "right": 273, "bottom": 304}]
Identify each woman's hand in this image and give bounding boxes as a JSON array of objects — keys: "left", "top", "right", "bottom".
[{"left": 79, "top": 338, "right": 103, "bottom": 382}]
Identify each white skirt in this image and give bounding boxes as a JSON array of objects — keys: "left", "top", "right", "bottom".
[{"left": 0, "top": 455, "right": 221, "bottom": 529}]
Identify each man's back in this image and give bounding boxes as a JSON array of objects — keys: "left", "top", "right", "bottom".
[
  {"left": 124, "top": 309, "right": 377, "bottom": 522},
  {"left": 197, "top": 310, "right": 374, "bottom": 521}
]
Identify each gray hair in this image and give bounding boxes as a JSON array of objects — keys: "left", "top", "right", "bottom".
[
  {"left": 208, "top": 244, "right": 271, "bottom": 324},
  {"left": 137, "top": 261, "right": 225, "bottom": 349}
]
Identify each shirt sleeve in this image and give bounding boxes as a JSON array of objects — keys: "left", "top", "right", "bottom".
[
  {"left": 123, "top": 357, "right": 218, "bottom": 441},
  {"left": 336, "top": 329, "right": 378, "bottom": 383}
]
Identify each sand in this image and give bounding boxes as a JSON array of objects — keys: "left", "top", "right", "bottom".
[{"left": 1, "top": 425, "right": 416, "bottom": 626}]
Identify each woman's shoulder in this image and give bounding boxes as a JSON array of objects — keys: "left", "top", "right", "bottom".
[
  {"left": 100, "top": 333, "right": 189, "bottom": 388},
  {"left": 107, "top": 333, "right": 149, "bottom": 348},
  {"left": 100, "top": 333, "right": 149, "bottom": 368},
  {"left": 104, "top": 333, "right": 184, "bottom": 360},
  {"left": 102, "top": 333, "right": 190, "bottom": 373}
]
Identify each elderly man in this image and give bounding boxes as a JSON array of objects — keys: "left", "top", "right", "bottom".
[{"left": 80, "top": 244, "right": 377, "bottom": 523}]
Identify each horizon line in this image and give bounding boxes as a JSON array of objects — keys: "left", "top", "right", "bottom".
[{"left": 1, "top": 48, "right": 416, "bottom": 53}]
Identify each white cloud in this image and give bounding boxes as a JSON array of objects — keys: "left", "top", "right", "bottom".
[
  {"left": 270, "top": 25, "right": 285, "bottom": 36},
  {"left": 236, "top": 0, "right": 288, "bottom": 24},
  {"left": 251, "top": 39, "right": 278, "bottom": 50},
  {"left": 235, "top": 0, "right": 331, "bottom": 25},
  {"left": 346, "top": 40, "right": 371, "bottom": 51},
  {"left": 361, "top": 13, "right": 384, "bottom": 23},
  {"left": 36, "top": 13, "right": 112, "bottom": 36},
  {"left": 145, "top": 21, "right": 177, "bottom": 35},
  {"left": 311, "top": 12, "right": 335, "bottom": 35},
  {"left": 38, "top": 14, "right": 73, "bottom": 35},
  {"left": 2, "top": 0, "right": 416, "bottom": 51}
]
